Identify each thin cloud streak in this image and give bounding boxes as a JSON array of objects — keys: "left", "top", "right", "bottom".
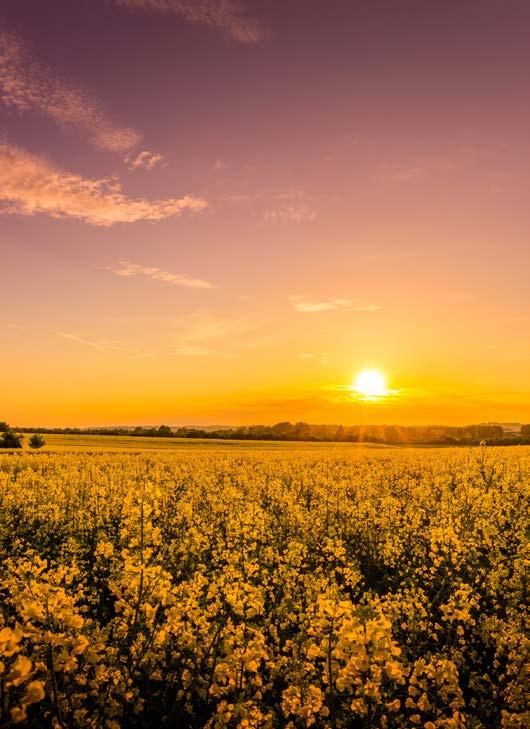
[
  {"left": 0, "top": 30, "right": 141, "bottom": 152},
  {"left": 290, "top": 296, "right": 382, "bottom": 313},
  {"left": 176, "top": 311, "right": 263, "bottom": 343},
  {"left": 51, "top": 330, "right": 127, "bottom": 353},
  {"left": 299, "top": 352, "right": 331, "bottom": 365},
  {"left": 264, "top": 203, "right": 316, "bottom": 223},
  {"left": 0, "top": 142, "right": 207, "bottom": 226},
  {"left": 110, "top": 260, "right": 214, "bottom": 289},
  {"left": 171, "top": 311, "right": 269, "bottom": 358},
  {"left": 124, "top": 150, "right": 166, "bottom": 171},
  {"left": 115, "top": 0, "right": 266, "bottom": 43}
]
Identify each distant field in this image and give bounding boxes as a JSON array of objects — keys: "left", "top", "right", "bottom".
[{"left": 14, "top": 432, "right": 396, "bottom": 451}]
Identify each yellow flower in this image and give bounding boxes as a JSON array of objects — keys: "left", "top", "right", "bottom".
[
  {"left": 23, "top": 680, "right": 46, "bottom": 705},
  {"left": 6, "top": 655, "right": 32, "bottom": 687}
]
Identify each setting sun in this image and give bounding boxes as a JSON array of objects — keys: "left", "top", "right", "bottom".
[{"left": 352, "top": 369, "right": 388, "bottom": 399}]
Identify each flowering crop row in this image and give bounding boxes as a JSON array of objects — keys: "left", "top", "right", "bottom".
[{"left": 0, "top": 446, "right": 528, "bottom": 728}]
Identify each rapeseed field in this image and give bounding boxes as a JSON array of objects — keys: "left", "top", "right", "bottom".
[{"left": 0, "top": 447, "right": 528, "bottom": 728}]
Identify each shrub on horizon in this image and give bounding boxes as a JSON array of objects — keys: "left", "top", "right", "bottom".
[
  {"left": 28, "top": 434, "right": 46, "bottom": 449},
  {"left": 0, "top": 429, "right": 24, "bottom": 448}
]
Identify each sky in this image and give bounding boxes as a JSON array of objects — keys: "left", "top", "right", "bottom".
[{"left": 1, "top": 0, "right": 529, "bottom": 427}]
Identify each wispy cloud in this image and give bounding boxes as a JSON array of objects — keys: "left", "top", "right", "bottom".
[
  {"left": 177, "top": 311, "right": 262, "bottom": 343},
  {"left": 115, "top": 0, "right": 266, "bottom": 43},
  {"left": 124, "top": 150, "right": 166, "bottom": 171},
  {"left": 0, "top": 30, "right": 141, "bottom": 152},
  {"left": 171, "top": 311, "right": 267, "bottom": 358},
  {"left": 289, "top": 296, "right": 382, "bottom": 313},
  {"left": 227, "top": 187, "right": 316, "bottom": 223},
  {"left": 0, "top": 142, "right": 207, "bottom": 226},
  {"left": 299, "top": 352, "right": 331, "bottom": 365},
  {"left": 109, "top": 260, "right": 214, "bottom": 289},
  {"left": 53, "top": 330, "right": 159, "bottom": 360},
  {"left": 353, "top": 304, "right": 383, "bottom": 312},
  {"left": 264, "top": 203, "right": 316, "bottom": 223},
  {"left": 51, "top": 330, "right": 127, "bottom": 353}
]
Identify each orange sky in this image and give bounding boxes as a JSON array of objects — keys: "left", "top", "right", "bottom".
[{"left": 1, "top": 0, "right": 529, "bottom": 427}]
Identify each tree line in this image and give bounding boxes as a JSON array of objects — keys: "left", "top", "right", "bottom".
[{"left": 4, "top": 421, "right": 530, "bottom": 447}]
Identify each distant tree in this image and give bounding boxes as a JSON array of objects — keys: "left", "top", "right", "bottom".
[
  {"left": 294, "top": 422, "right": 311, "bottom": 438},
  {"left": 463, "top": 424, "right": 504, "bottom": 441},
  {"left": 157, "top": 425, "right": 172, "bottom": 437},
  {"left": 521, "top": 424, "right": 530, "bottom": 438},
  {"left": 271, "top": 422, "right": 294, "bottom": 436},
  {"left": 29, "top": 434, "right": 46, "bottom": 449},
  {"left": 384, "top": 426, "right": 401, "bottom": 443},
  {"left": 0, "top": 429, "right": 24, "bottom": 448},
  {"left": 0, "top": 421, "right": 9, "bottom": 432}
]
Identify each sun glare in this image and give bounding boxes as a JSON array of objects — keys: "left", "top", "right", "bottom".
[{"left": 352, "top": 369, "right": 388, "bottom": 399}]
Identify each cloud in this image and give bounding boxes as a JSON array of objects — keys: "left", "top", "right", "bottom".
[
  {"left": 53, "top": 330, "right": 163, "bottom": 360},
  {"left": 264, "top": 203, "right": 316, "bottom": 223},
  {"left": 0, "top": 142, "right": 207, "bottom": 226},
  {"left": 226, "top": 187, "right": 317, "bottom": 225},
  {"left": 290, "top": 296, "right": 353, "bottom": 313},
  {"left": 353, "top": 304, "right": 382, "bottom": 312},
  {"left": 51, "top": 330, "right": 127, "bottom": 353},
  {"left": 124, "top": 150, "right": 166, "bottom": 171},
  {"left": 289, "top": 296, "right": 382, "bottom": 313},
  {"left": 0, "top": 30, "right": 141, "bottom": 152},
  {"left": 299, "top": 352, "right": 331, "bottom": 365},
  {"left": 177, "top": 311, "right": 262, "bottom": 343},
  {"left": 170, "top": 311, "right": 269, "bottom": 358},
  {"left": 109, "top": 260, "right": 214, "bottom": 289},
  {"left": 115, "top": 0, "right": 266, "bottom": 43}
]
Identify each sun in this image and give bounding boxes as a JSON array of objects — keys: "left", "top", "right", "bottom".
[{"left": 352, "top": 368, "right": 388, "bottom": 398}]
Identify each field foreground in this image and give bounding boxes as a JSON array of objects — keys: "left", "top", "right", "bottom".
[{"left": 0, "top": 446, "right": 528, "bottom": 728}]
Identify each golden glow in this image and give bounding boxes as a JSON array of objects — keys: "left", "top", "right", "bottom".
[{"left": 352, "top": 369, "right": 388, "bottom": 399}]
